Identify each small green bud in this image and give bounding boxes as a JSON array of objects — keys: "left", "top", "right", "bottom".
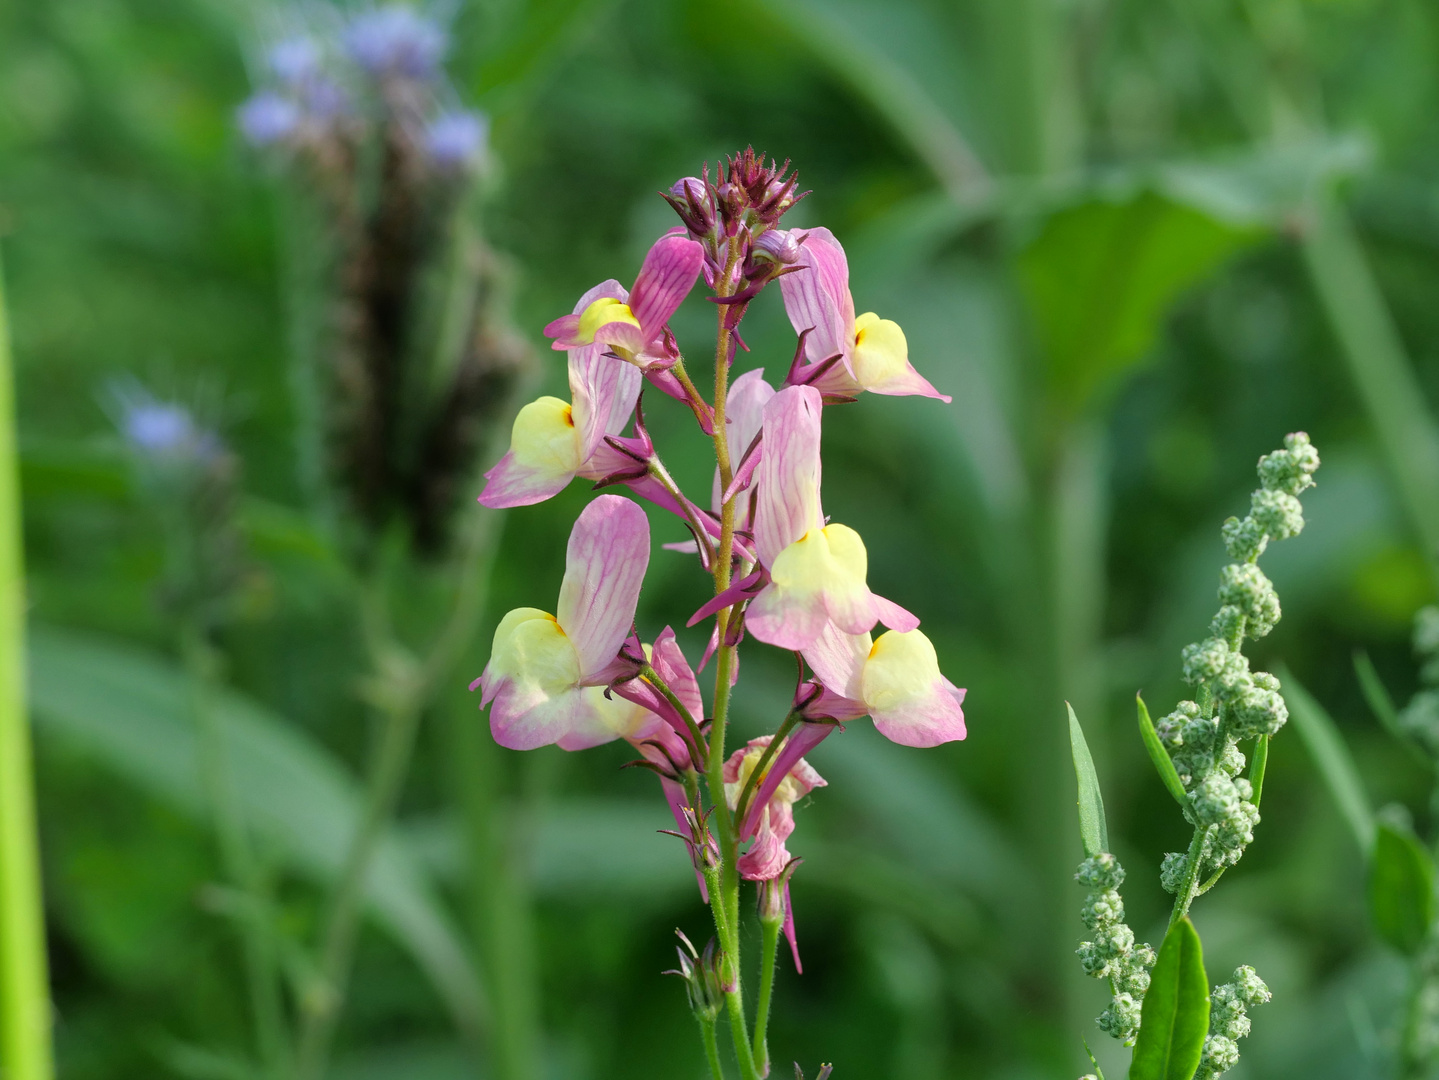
[
  {"left": 1156, "top": 701, "right": 1200, "bottom": 749},
  {"left": 1231, "top": 965, "right": 1271, "bottom": 1006},
  {"left": 1182, "top": 638, "right": 1231, "bottom": 685},
  {"left": 1218, "top": 563, "right": 1281, "bottom": 639},
  {"left": 1097, "top": 992, "right": 1142, "bottom": 1045},
  {"left": 1080, "top": 889, "right": 1125, "bottom": 931},
  {"left": 1249, "top": 488, "right": 1304, "bottom": 542},
  {"left": 1215, "top": 740, "right": 1246, "bottom": 778},
  {"left": 1209, "top": 604, "right": 1245, "bottom": 643},
  {"left": 1076, "top": 853, "right": 1125, "bottom": 889},
  {"left": 1076, "top": 940, "right": 1110, "bottom": 978},
  {"left": 1160, "top": 852, "right": 1188, "bottom": 894},
  {"left": 1095, "top": 922, "right": 1135, "bottom": 959},
  {"left": 1257, "top": 432, "right": 1319, "bottom": 496},
  {"left": 1192, "top": 774, "right": 1241, "bottom": 827},
  {"left": 1230, "top": 674, "right": 1287, "bottom": 738},
  {"left": 1198, "top": 1034, "right": 1240, "bottom": 1076},
  {"left": 1221, "top": 515, "right": 1267, "bottom": 562}
]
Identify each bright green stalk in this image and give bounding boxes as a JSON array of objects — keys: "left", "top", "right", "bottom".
[
  {"left": 751, "top": 912, "right": 783, "bottom": 1076},
  {"left": 0, "top": 250, "right": 54, "bottom": 1080},
  {"left": 700, "top": 1015, "right": 726, "bottom": 1080}
]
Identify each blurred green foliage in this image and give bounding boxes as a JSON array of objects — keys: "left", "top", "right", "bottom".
[{"left": 5, "top": 0, "right": 1439, "bottom": 1077}]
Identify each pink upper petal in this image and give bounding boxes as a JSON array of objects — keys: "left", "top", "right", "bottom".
[
  {"left": 752, "top": 385, "right": 824, "bottom": 568},
  {"left": 651, "top": 626, "right": 703, "bottom": 722},
  {"left": 872, "top": 680, "right": 968, "bottom": 747},
  {"left": 778, "top": 228, "right": 854, "bottom": 367},
  {"left": 555, "top": 496, "right": 651, "bottom": 680},
  {"left": 800, "top": 623, "right": 868, "bottom": 700},
  {"left": 628, "top": 233, "right": 705, "bottom": 342},
  {"left": 715, "top": 368, "right": 776, "bottom": 512},
  {"left": 566, "top": 281, "right": 639, "bottom": 458}
]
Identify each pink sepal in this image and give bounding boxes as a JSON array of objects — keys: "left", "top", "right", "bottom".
[
  {"left": 687, "top": 568, "right": 765, "bottom": 627},
  {"left": 659, "top": 777, "right": 709, "bottom": 903},
  {"left": 783, "top": 883, "right": 802, "bottom": 973}
]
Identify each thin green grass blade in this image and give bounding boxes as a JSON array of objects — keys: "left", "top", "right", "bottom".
[
  {"left": 1248, "top": 734, "right": 1269, "bottom": 808},
  {"left": 1068, "top": 703, "right": 1109, "bottom": 858},
  {"left": 1280, "top": 664, "right": 1375, "bottom": 855},
  {"left": 1137, "top": 693, "right": 1188, "bottom": 807},
  {"left": 1353, "top": 652, "right": 1423, "bottom": 765}
]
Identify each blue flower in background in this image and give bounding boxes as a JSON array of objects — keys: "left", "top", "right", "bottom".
[
  {"left": 343, "top": 6, "right": 447, "bottom": 80},
  {"left": 124, "top": 402, "right": 196, "bottom": 454},
  {"left": 236, "top": 90, "right": 301, "bottom": 146},
  {"left": 426, "top": 110, "right": 488, "bottom": 169},
  {"left": 267, "top": 36, "right": 322, "bottom": 87}
]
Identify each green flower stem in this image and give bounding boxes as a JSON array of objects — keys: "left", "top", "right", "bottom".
[
  {"left": 700, "top": 1014, "right": 726, "bottom": 1080},
  {"left": 0, "top": 247, "right": 53, "bottom": 1080},
  {"left": 751, "top": 912, "right": 783, "bottom": 1076},
  {"left": 180, "top": 626, "right": 288, "bottom": 1073},
  {"left": 1168, "top": 825, "right": 1215, "bottom": 931}
]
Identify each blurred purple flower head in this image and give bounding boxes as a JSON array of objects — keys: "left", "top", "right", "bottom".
[
  {"left": 267, "top": 37, "right": 322, "bottom": 87},
  {"left": 237, "top": 91, "right": 301, "bottom": 146},
  {"left": 343, "top": 6, "right": 447, "bottom": 79},
  {"left": 125, "top": 402, "right": 195, "bottom": 453},
  {"left": 426, "top": 110, "right": 488, "bottom": 169}
]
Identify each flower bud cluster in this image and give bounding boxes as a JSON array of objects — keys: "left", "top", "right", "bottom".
[
  {"left": 662, "top": 148, "right": 808, "bottom": 297},
  {"left": 1399, "top": 605, "right": 1439, "bottom": 758},
  {"left": 1074, "top": 854, "right": 1156, "bottom": 1046},
  {"left": 664, "top": 930, "right": 727, "bottom": 1022},
  {"left": 1193, "top": 967, "right": 1271, "bottom": 1079},
  {"left": 1159, "top": 436, "right": 1318, "bottom": 882}
]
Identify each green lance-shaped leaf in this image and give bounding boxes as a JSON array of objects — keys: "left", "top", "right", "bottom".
[
  {"left": 1369, "top": 810, "right": 1437, "bottom": 956},
  {"left": 1129, "top": 918, "right": 1210, "bottom": 1080},
  {"left": 1068, "top": 703, "right": 1109, "bottom": 859},
  {"left": 1247, "top": 734, "right": 1269, "bottom": 808},
  {"left": 1281, "top": 665, "right": 1375, "bottom": 855},
  {"left": 1082, "top": 1036, "right": 1107, "bottom": 1080},
  {"left": 1137, "top": 694, "right": 1188, "bottom": 807}
]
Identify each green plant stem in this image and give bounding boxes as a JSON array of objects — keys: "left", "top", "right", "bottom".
[
  {"left": 181, "top": 626, "right": 288, "bottom": 1074},
  {"left": 1168, "top": 825, "right": 1215, "bottom": 931},
  {"left": 700, "top": 1014, "right": 726, "bottom": 1080},
  {"left": 0, "top": 247, "right": 53, "bottom": 1080},
  {"left": 751, "top": 914, "right": 783, "bottom": 1076}
]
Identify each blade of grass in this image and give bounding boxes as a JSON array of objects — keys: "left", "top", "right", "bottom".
[
  {"left": 0, "top": 247, "right": 54, "bottom": 1080},
  {"left": 1068, "top": 703, "right": 1109, "bottom": 858},
  {"left": 1280, "top": 664, "right": 1375, "bottom": 855},
  {"left": 1137, "top": 693, "right": 1189, "bottom": 806}
]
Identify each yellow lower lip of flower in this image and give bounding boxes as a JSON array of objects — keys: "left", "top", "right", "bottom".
[
  {"left": 851, "top": 312, "right": 909, "bottom": 389},
  {"left": 489, "top": 607, "right": 581, "bottom": 697},
  {"left": 509, "top": 395, "right": 582, "bottom": 473},
  {"left": 861, "top": 629, "right": 941, "bottom": 711},
  {"left": 577, "top": 296, "right": 641, "bottom": 343},
  {"left": 770, "top": 523, "right": 869, "bottom": 594}
]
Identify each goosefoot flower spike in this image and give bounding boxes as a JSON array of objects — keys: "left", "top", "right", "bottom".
[{"left": 472, "top": 149, "right": 964, "bottom": 1077}]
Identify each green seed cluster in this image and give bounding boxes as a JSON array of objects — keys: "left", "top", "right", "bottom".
[
  {"left": 1074, "top": 854, "right": 1156, "bottom": 1046},
  {"left": 1193, "top": 966, "right": 1271, "bottom": 1080},
  {"left": 1399, "top": 606, "right": 1439, "bottom": 758},
  {"left": 1158, "top": 435, "right": 1318, "bottom": 888}
]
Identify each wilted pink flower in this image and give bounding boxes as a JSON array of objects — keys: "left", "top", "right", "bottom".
[
  {"left": 473, "top": 495, "right": 661, "bottom": 749},
  {"left": 723, "top": 736, "right": 825, "bottom": 882},
  {"left": 478, "top": 281, "right": 642, "bottom": 508},
  {"left": 544, "top": 232, "right": 704, "bottom": 372},
  {"left": 801, "top": 623, "right": 966, "bottom": 747},
  {"left": 739, "top": 385, "right": 918, "bottom": 650},
  {"left": 779, "top": 227, "right": 949, "bottom": 402}
]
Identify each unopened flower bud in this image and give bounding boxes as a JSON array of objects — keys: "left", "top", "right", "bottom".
[
  {"left": 1098, "top": 992, "right": 1142, "bottom": 1045},
  {"left": 1218, "top": 563, "right": 1280, "bottom": 639},
  {"left": 1160, "top": 852, "right": 1189, "bottom": 894},
  {"left": 752, "top": 228, "right": 800, "bottom": 267},
  {"left": 1231, "top": 673, "right": 1287, "bottom": 738},
  {"left": 1231, "top": 965, "right": 1271, "bottom": 1006},
  {"left": 1221, "top": 515, "right": 1268, "bottom": 562},
  {"left": 1076, "top": 853, "right": 1125, "bottom": 889},
  {"left": 1096, "top": 922, "right": 1135, "bottom": 959},
  {"left": 1080, "top": 889, "right": 1125, "bottom": 931},
  {"left": 1076, "top": 940, "right": 1111, "bottom": 978},
  {"left": 1257, "top": 432, "right": 1319, "bottom": 496},
  {"left": 1249, "top": 488, "right": 1304, "bottom": 542},
  {"left": 1197, "top": 1035, "right": 1240, "bottom": 1076},
  {"left": 1182, "top": 638, "right": 1231, "bottom": 685},
  {"left": 1191, "top": 774, "right": 1241, "bottom": 827}
]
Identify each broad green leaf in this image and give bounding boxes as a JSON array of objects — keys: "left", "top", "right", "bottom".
[
  {"left": 1068, "top": 703, "right": 1109, "bottom": 858},
  {"left": 1019, "top": 189, "right": 1260, "bottom": 411},
  {"left": 27, "top": 625, "right": 486, "bottom": 1039},
  {"left": 1369, "top": 810, "right": 1436, "bottom": 956},
  {"left": 1137, "top": 694, "right": 1188, "bottom": 807},
  {"left": 1281, "top": 665, "right": 1375, "bottom": 855},
  {"left": 1130, "top": 918, "right": 1210, "bottom": 1080}
]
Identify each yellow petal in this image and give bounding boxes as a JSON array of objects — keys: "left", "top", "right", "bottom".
[
  {"left": 577, "top": 296, "right": 641, "bottom": 344},
  {"left": 851, "top": 313, "right": 909, "bottom": 389},
  {"left": 489, "top": 608, "right": 581, "bottom": 698},
  {"left": 509, "top": 396, "right": 582, "bottom": 474},
  {"left": 583, "top": 684, "right": 652, "bottom": 739},
  {"left": 861, "top": 629, "right": 941, "bottom": 712}
]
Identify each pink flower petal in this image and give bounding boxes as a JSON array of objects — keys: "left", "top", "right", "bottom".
[
  {"left": 872, "top": 594, "right": 920, "bottom": 633},
  {"left": 739, "top": 722, "right": 833, "bottom": 841},
  {"left": 866, "top": 360, "right": 952, "bottom": 403},
  {"left": 555, "top": 495, "right": 651, "bottom": 680},
  {"left": 872, "top": 680, "right": 967, "bottom": 747},
  {"left": 800, "top": 623, "right": 868, "bottom": 700},
  {"left": 477, "top": 448, "right": 574, "bottom": 508},
  {"left": 752, "top": 385, "right": 824, "bottom": 568},
  {"left": 629, "top": 233, "right": 705, "bottom": 342},
  {"left": 778, "top": 228, "right": 855, "bottom": 368}
]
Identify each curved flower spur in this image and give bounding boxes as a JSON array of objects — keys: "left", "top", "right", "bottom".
[{"left": 471, "top": 149, "right": 964, "bottom": 1079}]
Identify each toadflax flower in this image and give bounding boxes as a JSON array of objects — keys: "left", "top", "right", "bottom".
[
  {"left": 479, "top": 282, "right": 643, "bottom": 507},
  {"left": 719, "top": 384, "right": 917, "bottom": 650},
  {"left": 473, "top": 495, "right": 660, "bottom": 749},
  {"left": 800, "top": 622, "right": 966, "bottom": 747},
  {"left": 724, "top": 736, "right": 825, "bottom": 881},
  {"left": 779, "top": 227, "right": 949, "bottom": 402},
  {"left": 544, "top": 232, "right": 704, "bottom": 376}
]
